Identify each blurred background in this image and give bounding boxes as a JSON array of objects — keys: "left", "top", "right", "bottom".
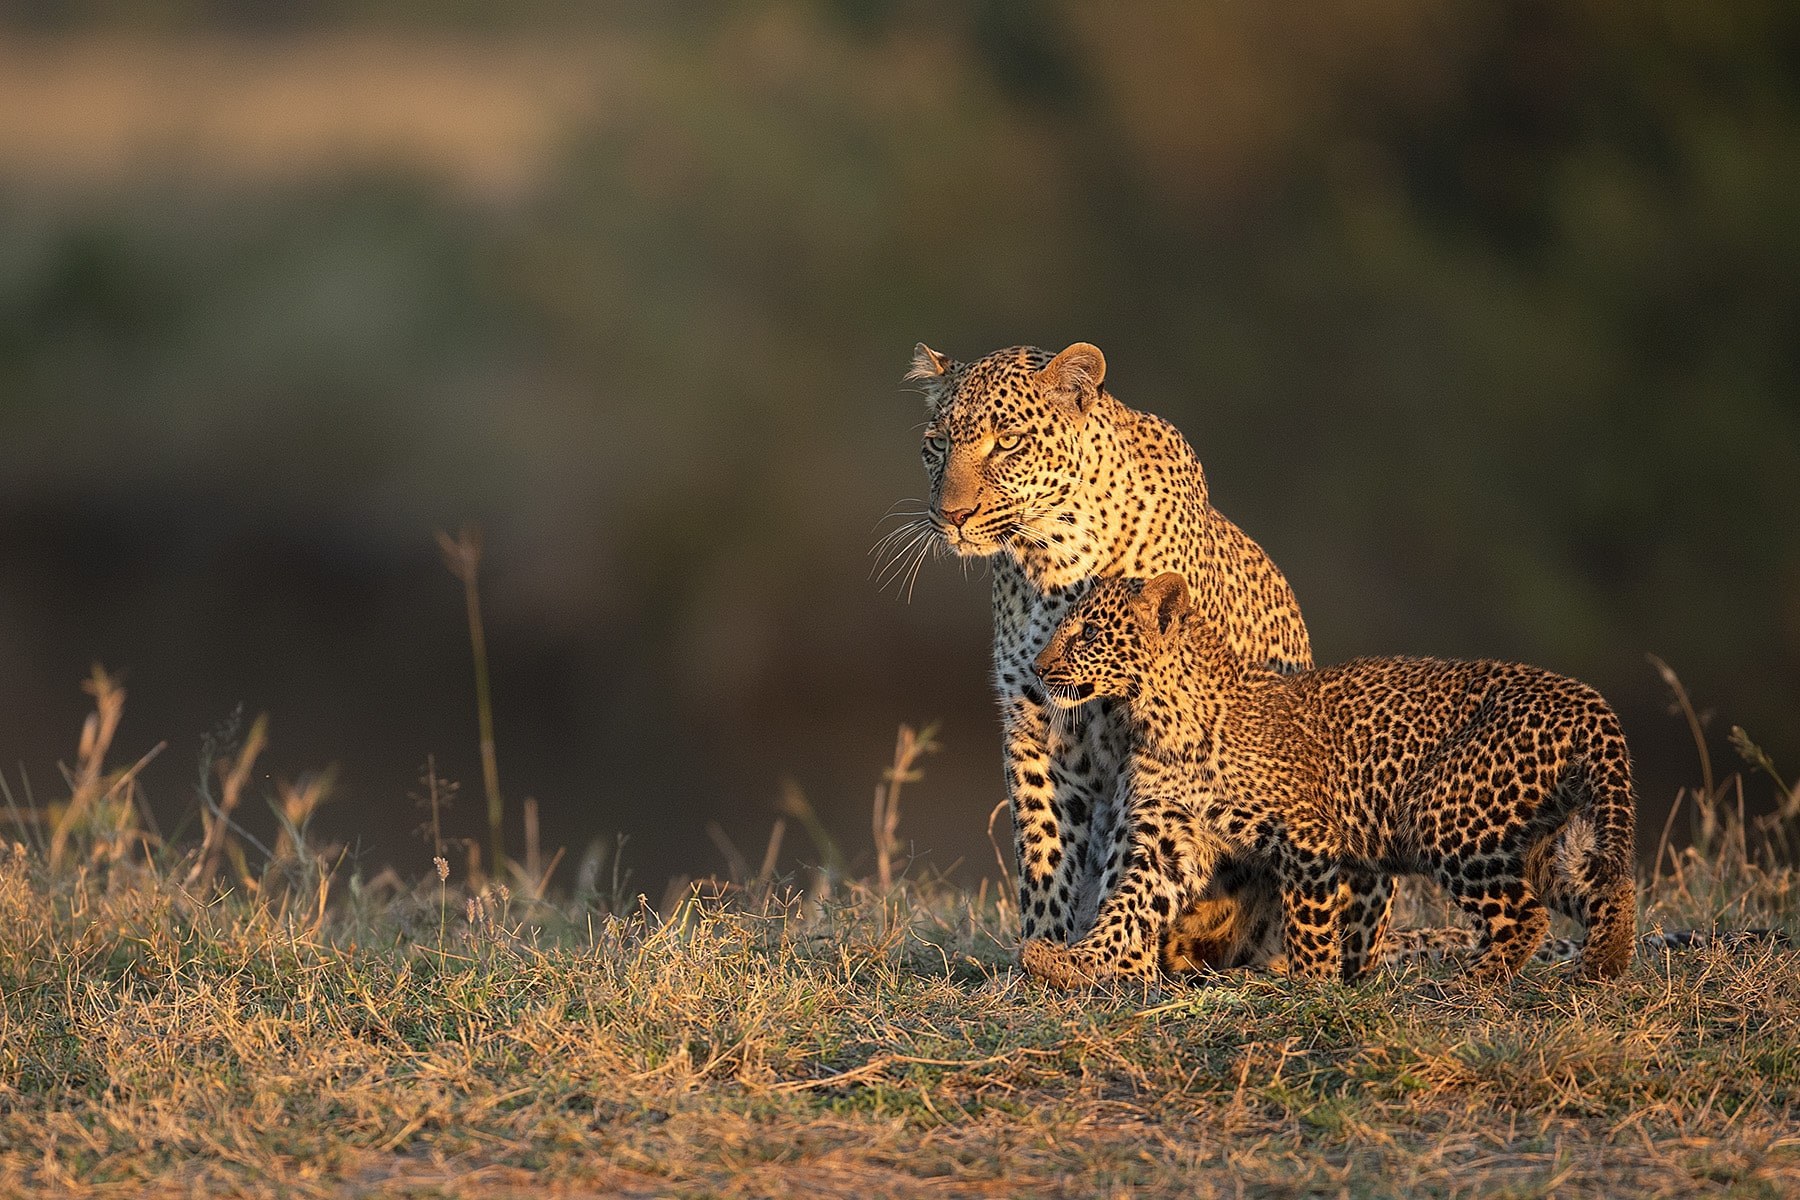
[{"left": 1, "top": 1, "right": 1795, "bottom": 893}]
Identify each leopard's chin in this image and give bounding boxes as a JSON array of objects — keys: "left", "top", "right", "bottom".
[{"left": 939, "top": 527, "right": 1002, "bottom": 557}]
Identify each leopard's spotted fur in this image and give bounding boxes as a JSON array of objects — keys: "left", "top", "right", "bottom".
[
  {"left": 1026, "top": 574, "right": 1638, "bottom": 985},
  {"left": 900, "top": 343, "right": 1408, "bottom": 973}
]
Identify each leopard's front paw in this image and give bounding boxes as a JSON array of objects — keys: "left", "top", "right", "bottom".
[{"left": 1021, "top": 938, "right": 1099, "bottom": 990}]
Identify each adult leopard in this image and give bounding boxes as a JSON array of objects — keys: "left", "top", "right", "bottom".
[{"left": 899, "top": 341, "right": 1397, "bottom": 974}]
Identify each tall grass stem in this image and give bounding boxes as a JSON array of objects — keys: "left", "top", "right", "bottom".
[{"left": 439, "top": 526, "right": 505, "bottom": 879}]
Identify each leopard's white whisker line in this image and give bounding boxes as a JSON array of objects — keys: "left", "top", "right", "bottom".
[
  {"left": 893, "top": 538, "right": 926, "bottom": 601},
  {"left": 877, "top": 535, "right": 934, "bottom": 593},
  {"left": 871, "top": 525, "right": 936, "bottom": 590},
  {"left": 867, "top": 526, "right": 923, "bottom": 580},
  {"left": 867, "top": 527, "right": 911, "bottom": 562},
  {"left": 868, "top": 518, "right": 932, "bottom": 564},
  {"left": 903, "top": 544, "right": 931, "bottom": 603},
  {"left": 870, "top": 512, "right": 933, "bottom": 536},
  {"left": 873, "top": 498, "right": 932, "bottom": 526},
  {"left": 877, "top": 527, "right": 934, "bottom": 596},
  {"left": 899, "top": 535, "right": 941, "bottom": 604}
]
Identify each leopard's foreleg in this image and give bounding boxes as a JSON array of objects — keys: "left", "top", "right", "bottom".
[{"left": 1002, "top": 692, "right": 1095, "bottom": 943}]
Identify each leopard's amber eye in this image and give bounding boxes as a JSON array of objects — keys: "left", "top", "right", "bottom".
[
  {"left": 993, "top": 433, "right": 1024, "bottom": 454},
  {"left": 1078, "top": 622, "right": 1099, "bottom": 645}
]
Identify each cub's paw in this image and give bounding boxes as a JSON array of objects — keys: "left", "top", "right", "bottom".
[{"left": 1020, "top": 939, "right": 1099, "bottom": 990}]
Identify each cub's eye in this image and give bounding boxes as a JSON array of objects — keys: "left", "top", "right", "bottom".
[
  {"left": 1078, "top": 622, "right": 1099, "bottom": 645},
  {"left": 993, "top": 433, "right": 1025, "bottom": 454}
]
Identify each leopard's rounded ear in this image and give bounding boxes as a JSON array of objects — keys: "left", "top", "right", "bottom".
[
  {"left": 1137, "top": 572, "right": 1191, "bottom": 640},
  {"left": 906, "top": 343, "right": 956, "bottom": 413},
  {"left": 907, "top": 343, "right": 953, "bottom": 380},
  {"left": 1036, "top": 342, "right": 1106, "bottom": 418}
]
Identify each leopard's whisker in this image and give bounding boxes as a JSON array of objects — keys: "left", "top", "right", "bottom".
[
  {"left": 878, "top": 526, "right": 932, "bottom": 593},
  {"left": 873, "top": 497, "right": 932, "bottom": 526},
  {"left": 1044, "top": 684, "right": 1080, "bottom": 743},
  {"left": 876, "top": 534, "right": 934, "bottom": 593},
  {"left": 872, "top": 512, "right": 933, "bottom": 536},
  {"left": 890, "top": 541, "right": 921, "bottom": 603},
  {"left": 868, "top": 518, "right": 932, "bottom": 564},
  {"left": 867, "top": 526, "right": 924, "bottom": 582},
  {"left": 867, "top": 527, "right": 910, "bottom": 563},
  {"left": 902, "top": 535, "right": 942, "bottom": 604},
  {"left": 871, "top": 524, "right": 935, "bottom": 590},
  {"left": 1006, "top": 502, "right": 1077, "bottom": 551}
]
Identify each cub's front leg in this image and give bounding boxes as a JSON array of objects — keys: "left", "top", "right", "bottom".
[
  {"left": 1275, "top": 841, "right": 1346, "bottom": 981},
  {"left": 1028, "top": 793, "right": 1212, "bottom": 987}
]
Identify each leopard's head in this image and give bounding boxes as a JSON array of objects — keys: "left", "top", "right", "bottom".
[
  {"left": 1034, "top": 573, "right": 1192, "bottom": 708},
  {"left": 906, "top": 341, "right": 1106, "bottom": 557}
]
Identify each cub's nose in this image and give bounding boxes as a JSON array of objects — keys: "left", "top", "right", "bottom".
[{"left": 940, "top": 505, "right": 976, "bottom": 528}]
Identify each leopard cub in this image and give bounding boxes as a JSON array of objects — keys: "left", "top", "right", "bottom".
[{"left": 1022, "top": 573, "right": 1637, "bottom": 986}]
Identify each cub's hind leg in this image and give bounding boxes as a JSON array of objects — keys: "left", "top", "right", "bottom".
[
  {"left": 1160, "top": 895, "right": 1246, "bottom": 973},
  {"left": 1160, "top": 854, "right": 1282, "bottom": 972},
  {"left": 1445, "top": 863, "right": 1551, "bottom": 982},
  {"left": 1557, "top": 748, "right": 1638, "bottom": 981},
  {"left": 1523, "top": 779, "right": 1637, "bottom": 981},
  {"left": 1581, "top": 874, "right": 1636, "bottom": 981}
]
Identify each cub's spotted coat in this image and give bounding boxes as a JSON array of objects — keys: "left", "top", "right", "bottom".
[
  {"left": 1024, "top": 574, "right": 1638, "bottom": 985},
  {"left": 902, "top": 342, "right": 1399, "bottom": 974}
]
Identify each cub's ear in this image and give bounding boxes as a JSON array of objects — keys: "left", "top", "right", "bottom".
[
  {"left": 1036, "top": 342, "right": 1106, "bottom": 418},
  {"left": 1135, "top": 572, "right": 1191, "bottom": 640}
]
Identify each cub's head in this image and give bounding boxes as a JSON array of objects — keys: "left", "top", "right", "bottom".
[
  {"left": 1033, "top": 573, "right": 1193, "bottom": 707},
  {"left": 906, "top": 341, "right": 1106, "bottom": 556}
]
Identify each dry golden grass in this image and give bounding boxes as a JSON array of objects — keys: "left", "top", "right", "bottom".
[
  {"left": 1, "top": 836, "right": 1796, "bottom": 1198},
  {"left": 1, "top": 680, "right": 1797, "bottom": 1198}
]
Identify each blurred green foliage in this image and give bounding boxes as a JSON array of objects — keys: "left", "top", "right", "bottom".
[{"left": 0, "top": 1, "right": 1795, "bottom": 881}]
